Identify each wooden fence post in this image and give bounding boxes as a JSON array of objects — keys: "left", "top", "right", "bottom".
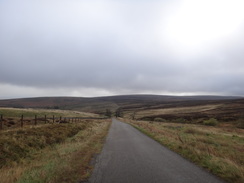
[
  {"left": 60, "top": 116, "right": 62, "bottom": 123},
  {"left": 35, "top": 115, "right": 37, "bottom": 125},
  {"left": 53, "top": 115, "right": 55, "bottom": 123},
  {"left": 21, "top": 115, "right": 24, "bottom": 128},
  {"left": 0, "top": 114, "right": 3, "bottom": 130}
]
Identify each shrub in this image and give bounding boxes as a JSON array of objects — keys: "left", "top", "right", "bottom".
[
  {"left": 236, "top": 119, "right": 244, "bottom": 129},
  {"left": 142, "top": 117, "right": 152, "bottom": 121},
  {"left": 154, "top": 118, "right": 166, "bottom": 122},
  {"left": 203, "top": 118, "right": 218, "bottom": 126},
  {"left": 174, "top": 118, "right": 187, "bottom": 123}
]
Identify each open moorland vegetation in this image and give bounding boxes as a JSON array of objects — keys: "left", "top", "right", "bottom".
[
  {"left": 113, "top": 96, "right": 244, "bottom": 183},
  {"left": 0, "top": 95, "right": 243, "bottom": 118},
  {"left": 0, "top": 107, "right": 101, "bottom": 130},
  {"left": 0, "top": 107, "right": 100, "bottom": 118},
  {"left": 0, "top": 118, "right": 111, "bottom": 183},
  {"left": 0, "top": 95, "right": 243, "bottom": 126},
  {"left": 0, "top": 95, "right": 243, "bottom": 182}
]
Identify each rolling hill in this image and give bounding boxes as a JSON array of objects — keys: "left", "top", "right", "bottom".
[{"left": 0, "top": 95, "right": 243, "bottom": 118}]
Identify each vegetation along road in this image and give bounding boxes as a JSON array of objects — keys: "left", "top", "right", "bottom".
[{"left": 89, "top": 118, "right": 225, "bottom": 183}]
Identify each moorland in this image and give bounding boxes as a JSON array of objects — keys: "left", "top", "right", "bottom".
[
  {"left": 0, "top": 95, "right": 243, "bottom": 183},
  {"left": 0, "top": 95, "right": 243, "bottom": 127}
]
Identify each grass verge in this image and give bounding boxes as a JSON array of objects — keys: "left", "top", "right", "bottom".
[
  {"left": 124, "top": 119, "right": 244, "bottom": 183},
  {"left": 0, "top": 119, "right": 111, "bottom": 183}
]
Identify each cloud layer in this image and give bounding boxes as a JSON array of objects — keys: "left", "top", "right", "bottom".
[{"left": 1, "top": 0, "right": 244, "bottom": 99}]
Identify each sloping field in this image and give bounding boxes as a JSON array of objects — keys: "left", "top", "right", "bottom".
[
  {"left": 0, "top": 107, "right": 100, "bottom": 118},
  {"left": 131, "top": 100, "right": 244, "bottom": 127},
  {"left": 134, "top": 104, "right": 222, "bottom": 119},
  {"left": 0, "top": 95, "right": 241, "bottom": 114},
  {"left": 0, "top": 107, "right": 102, "bottom": 130},
  {"left": 0, "top": 97, "right": 118, "bottom": 114},
  {"left": 0, "top": 119, "right": 111, "bottom": 183},
  {"left": 0, "top": 95, "right": 243, "bottom": 126}
]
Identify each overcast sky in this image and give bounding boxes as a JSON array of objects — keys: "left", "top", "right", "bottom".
[{"left": 1, "top": 0, "right": 244, "bottom": 99}]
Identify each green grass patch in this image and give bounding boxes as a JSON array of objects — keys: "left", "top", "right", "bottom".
[{"left": 203, "top": 118, "right": 219, "bottom": 126}]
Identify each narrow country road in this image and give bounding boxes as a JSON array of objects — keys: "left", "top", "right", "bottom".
[{"left": 89, "top": 118, "right": 224, "bottom": 183}]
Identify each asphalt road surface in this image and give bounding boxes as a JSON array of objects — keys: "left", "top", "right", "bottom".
[{"left": 88, "top": 118, "right": 225, "bottom": 183}]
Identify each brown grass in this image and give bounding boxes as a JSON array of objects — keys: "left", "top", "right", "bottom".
[
  {"left": 0, "top": 119, "right": 111, "bottom": 183},
  {"left": 124, "top": 119, "right": 244, "bottom": 183},
  {"left": 0, "top": 107, "right": 102, "bottom": 130},
  {"left": 133, "top": 104, "right": 221, "bottom": 119},
  {"left": 0, "top": 107, "right": 100, "bottom": 118}
]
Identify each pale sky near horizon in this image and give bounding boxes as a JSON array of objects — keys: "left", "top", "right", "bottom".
[{"left": 0, "top": 0, "right": 244, "bottom": 99}]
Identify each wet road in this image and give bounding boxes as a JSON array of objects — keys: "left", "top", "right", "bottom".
[{"left": 89, "top": 118, "right": 224, "bottom": 183}]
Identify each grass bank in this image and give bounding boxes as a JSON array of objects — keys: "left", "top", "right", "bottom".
[
  {"left": 0, "top": 107, "right": 99, "bottom": 118},
  {"left": 124, "top": 119, "right": 244, "bottom": 183},
  {"left": 0, "top": 107, "right": 102, "bottom": 130},
  {"left": 0, "top": 119, "right": 111, "bottom": 183}
]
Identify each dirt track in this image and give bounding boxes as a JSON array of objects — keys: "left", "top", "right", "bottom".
[{"left": 89, "top": 118, "right": 225, "bottom": 183}]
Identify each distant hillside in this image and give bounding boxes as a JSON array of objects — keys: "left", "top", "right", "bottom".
[
  {"left": 0, "top": 97, "right": 113, "bottom": 114},
  {"left": 0, "top": 95, "right": 242, "bottom": 115}
]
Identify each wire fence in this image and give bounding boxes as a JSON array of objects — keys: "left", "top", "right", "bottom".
[{"left": 0, "top": 114, "right": 108, "bottom": 130}]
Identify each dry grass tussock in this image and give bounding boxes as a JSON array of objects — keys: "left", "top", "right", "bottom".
[
  {"left": 125, "top": 119, "right": 244, "bottom": 183},
  {"left": 0, "top": 119, "right": 111, "bottom": 183}
]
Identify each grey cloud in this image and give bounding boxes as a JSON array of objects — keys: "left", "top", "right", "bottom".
[{"left": 0, "top": 0, "right": 244, "bottom": 98}]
